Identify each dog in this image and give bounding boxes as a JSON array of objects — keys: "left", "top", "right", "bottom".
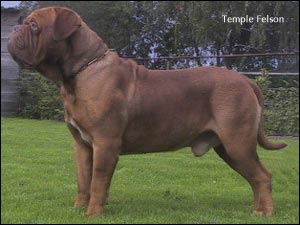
[{"left": 8, "top": 6, "right": 287, "bottom": 216}]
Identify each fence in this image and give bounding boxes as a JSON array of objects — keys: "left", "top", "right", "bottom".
[
  {"left": 14, "top": 52, "right": 300, "bottom": 136},
  {"left": 123, "top": 51, "right": 299, "bottom": 73},
  {"left": 1, "top": 8, "right": 21, "bottom": 116}
]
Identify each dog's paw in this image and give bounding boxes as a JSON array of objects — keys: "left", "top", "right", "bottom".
[
  {"left": 86, "top": 205, "right": 104, "bottom": 217},
  {"left": 74, "top": 194, "right": 90, "bottom": 208},
  {"left": 252, "top": 208, "right": 274, "bottom": 216}
]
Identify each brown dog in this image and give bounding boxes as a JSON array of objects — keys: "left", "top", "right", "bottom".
[{"left": 8, "top": 6, "right": 287, "bottom": 217}]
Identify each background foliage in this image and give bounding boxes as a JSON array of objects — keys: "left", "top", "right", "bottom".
[
  {"left": 16, "top": 1, "right": 299, "bottom": 135},
  {"left": 255, "top": 71, "right": 299, "bottom": 135},
  {"left": 19, "top": 70, "right": 299, "bottom": 136},
  {"left": 18, "top": 70, "right": 64, "bottom": 121},
  {"left": 19, "top": 1, "right": 299, "bottom": 68}
]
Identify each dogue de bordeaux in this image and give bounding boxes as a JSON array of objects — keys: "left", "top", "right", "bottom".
[{"left": 8, "top": 6, "right": 287, "bottom": 217}]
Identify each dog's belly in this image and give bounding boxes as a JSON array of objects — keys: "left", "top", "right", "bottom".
[
  {"left": 121, "top": 129, "right": 220, "bottom": 155},
  {"left": 120, "top": 71, "right": 217, "bottom": 154},
  {"left": 121, "top": 131, "right": 195, "bottom": 154},
  {"left": 121, "top": 98, "right": 215, "bottom": 154},
  {"left": 121, "top": 108, "right": 204, "bottom": 154}
]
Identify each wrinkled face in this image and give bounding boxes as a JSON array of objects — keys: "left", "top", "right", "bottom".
[
  {"left": 8, "top": 22, "right": 40, "bottom": 69},
  {"left": 8, "top": 10, "right": 51, "bottom": 69},
  {"left": 7, "top": 7, "right": 81, "bottom": 70}
]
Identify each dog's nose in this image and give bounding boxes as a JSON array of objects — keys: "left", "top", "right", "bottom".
[{"left": 13, "top": 25, "right": 22, "bottom": 33}]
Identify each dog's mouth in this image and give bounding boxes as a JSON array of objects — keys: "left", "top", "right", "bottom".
[
  {"left": 20, "top": 62, "right": 35, "bottom": 70},
  {"left": 8, "top": 29, "right": 38, "bottom": 70},
  {"left": 10, "top": 54, "right": 35, "bottom": 70}
]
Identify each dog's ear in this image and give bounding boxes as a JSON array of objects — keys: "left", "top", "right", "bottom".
[{"left": 53, "top": 7, "right": 81, "bottom": 41}]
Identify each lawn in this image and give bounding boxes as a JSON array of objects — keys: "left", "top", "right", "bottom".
[{"left": 1, "top": 118, "right": 299, "bottom": 224}]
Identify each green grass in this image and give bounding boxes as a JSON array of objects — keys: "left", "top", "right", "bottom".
[{"left": 1, "top": 117, "right": 299, "bottom": 224}]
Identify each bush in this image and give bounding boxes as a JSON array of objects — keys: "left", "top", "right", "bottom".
[
  {"left": 18, "top": 70, "right": 64, "bottom": 121},
  {"left": 18, "top": 69, "right": 299, "bottom": 135},
  {"left": 255, "top": 69, "right": 299, "bottom": 135}
]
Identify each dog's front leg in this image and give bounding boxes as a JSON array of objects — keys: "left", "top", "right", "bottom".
[
  {"left": 74, "top": 141, "right": 93, "bottom": 208},
  {"left": 67, "top": 125, "right": 93, "bottom": 208},
  {"left": 86, "top": 138, "right": 120, "bottom": 217}
]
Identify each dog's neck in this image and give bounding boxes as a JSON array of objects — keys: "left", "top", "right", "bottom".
[
  {"left": 36, "top": 22, "right": 108, "bottom": 81},
  {"left": 50, "top": 22, "right": 108, "bottom": 80}
]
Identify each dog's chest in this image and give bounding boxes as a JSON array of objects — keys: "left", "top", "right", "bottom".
[
  {"left": 68, "top": 117, "right": 92, "bottom": 145},
  {"left": 64, "top": 107, "right": 92, "bottom": 146},
  {"left": 61, "top": 85, "right": 93, "bottom": 145}
]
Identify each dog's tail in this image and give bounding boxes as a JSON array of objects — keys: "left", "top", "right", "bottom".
[{"left": 248, "top": 78, "right": 288, "bottom": 150}]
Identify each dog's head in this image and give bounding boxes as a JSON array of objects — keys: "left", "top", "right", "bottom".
[{"left": 7, "top": 6, "right": 82, "bottom": 70}]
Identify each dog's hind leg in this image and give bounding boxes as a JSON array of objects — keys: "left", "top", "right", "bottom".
[
  {"left": 211, "top": 81, "right": 274, "bottom": 215},
  {"left": 214, "top": 139, "right": 273, "bottom": 216}
]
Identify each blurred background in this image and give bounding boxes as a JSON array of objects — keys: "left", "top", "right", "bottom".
[{"left": 1, "top": 1, "right": 299, "bottom": 136}]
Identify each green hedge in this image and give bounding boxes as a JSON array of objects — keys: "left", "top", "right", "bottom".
[
  {"left": 19, "top": 70, "right": 299, "bottom": 135},
  {"left": 255, "top": 70, "right": 299, "bottom": 135},
  {"left": 18, "top": 70, "right": 64, "bottom": 121}
]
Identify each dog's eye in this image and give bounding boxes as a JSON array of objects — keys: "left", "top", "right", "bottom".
[{"left": 30, "top": 21, "right": 40, "bottom": 34}]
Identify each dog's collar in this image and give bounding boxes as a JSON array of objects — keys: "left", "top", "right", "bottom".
[
  {"left": 76, "top": 49, "right": 110, "bottom": 76},
  {"left": 64, "top": 49, "right": 110, "bottom": 81}
]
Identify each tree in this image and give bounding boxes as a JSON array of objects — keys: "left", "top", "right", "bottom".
[{"left": 18, "top": 1, "right": 298, "bottom": 70}]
